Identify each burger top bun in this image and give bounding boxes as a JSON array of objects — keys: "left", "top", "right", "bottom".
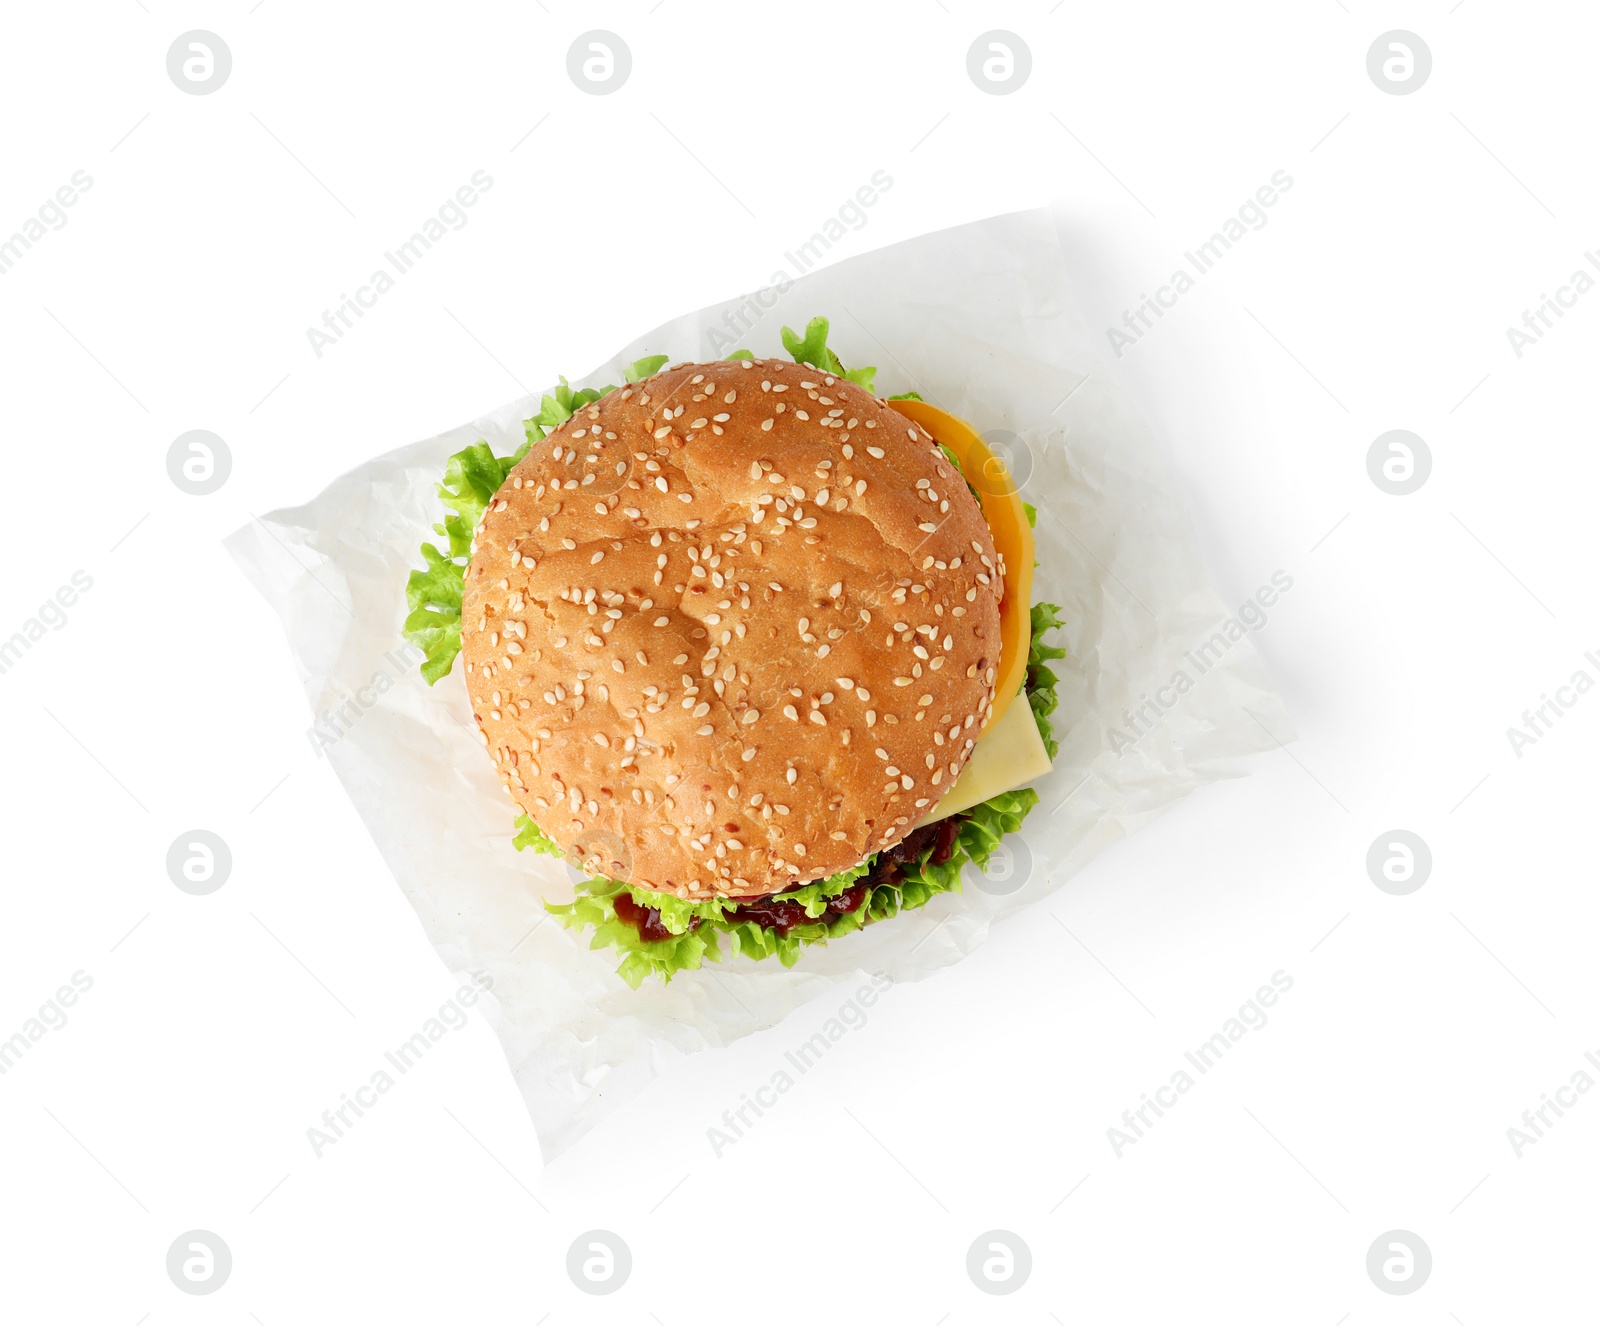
[{"left": 462, "top": 358, "right": 1004, "bottom": 900}]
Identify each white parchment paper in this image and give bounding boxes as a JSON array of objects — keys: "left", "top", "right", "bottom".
[{"left": 227, "top": 206, "right": 1293, "bottom": 1161}]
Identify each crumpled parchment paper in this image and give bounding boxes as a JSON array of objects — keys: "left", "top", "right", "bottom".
[{"left": 227, "top": 206, "right": 1293, "bottom": 1161}]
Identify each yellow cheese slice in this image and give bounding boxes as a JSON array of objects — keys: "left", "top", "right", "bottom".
[
  {"left": 919, "top": 691, "right": 1053, "bottom": 825},
  {"left": 887, "top": 398, "right": 1034, "bottom": 735}
]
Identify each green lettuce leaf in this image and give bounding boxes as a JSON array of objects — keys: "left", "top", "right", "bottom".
[
  {"left": 402, "top": 441, "right": 524, "bottom": 683},
  {"left": 780, "top": 316, "right": 877, "bottom": 393},
  {"left": 624, "top": 354, "right": 669, "bottom": 383},
  {"left": 546, "top": 876, "right": 726, "bottom": 988},
  {"left": 525, "top": 376, "right": 607, "bottom": 443},
  {"left": 958, "top": 788, "right": 1039, "bottom": 869},
  {"left": 521, "top": 355, "right": 667, "bottom": 449},
  {"left": 540, "top": 858, "right": 880, "bottom": 987},
  {"left": 403, "top": 544, "right": 467, "bottom": 684},
  {"left": 512, "top": 814, "right": 564, "bottom": 858},
  {"left": 1026, "top": 602, "right": 1067, "bottom": 759}
]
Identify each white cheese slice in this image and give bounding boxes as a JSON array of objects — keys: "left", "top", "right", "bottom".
[{"left": 918, "top": 694, "right": 1053, "bottom": 825}]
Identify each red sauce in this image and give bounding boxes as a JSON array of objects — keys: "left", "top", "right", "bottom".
[
  {"left": 612, "top": 815, "right": 965, "bottom": 943},
  {"left": 612, "top": 891, "right": 690, "bottom": 944},
  {"left": 726, "top": 879, "right": 872, "bottom": 937}
]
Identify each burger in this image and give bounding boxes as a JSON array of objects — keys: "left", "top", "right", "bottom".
[{"left": 404, "top": 318, "right": 1064, "bottom": 986}]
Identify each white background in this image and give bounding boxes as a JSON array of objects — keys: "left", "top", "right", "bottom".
[{"left": 2, "top": 2, "right": 1596, "bottom": 1320}]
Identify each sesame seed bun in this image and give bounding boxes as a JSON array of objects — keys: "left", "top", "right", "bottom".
[{"left": 461, "top": 358, "right": 1004, "bottom": 900}]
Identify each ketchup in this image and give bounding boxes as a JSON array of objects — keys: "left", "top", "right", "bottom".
[
  {"left": 726, "top": 879, "right": 873, "bottom": 937},
  {"left": 612, "top": 891, "right": 690, "bottom": 944}
]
